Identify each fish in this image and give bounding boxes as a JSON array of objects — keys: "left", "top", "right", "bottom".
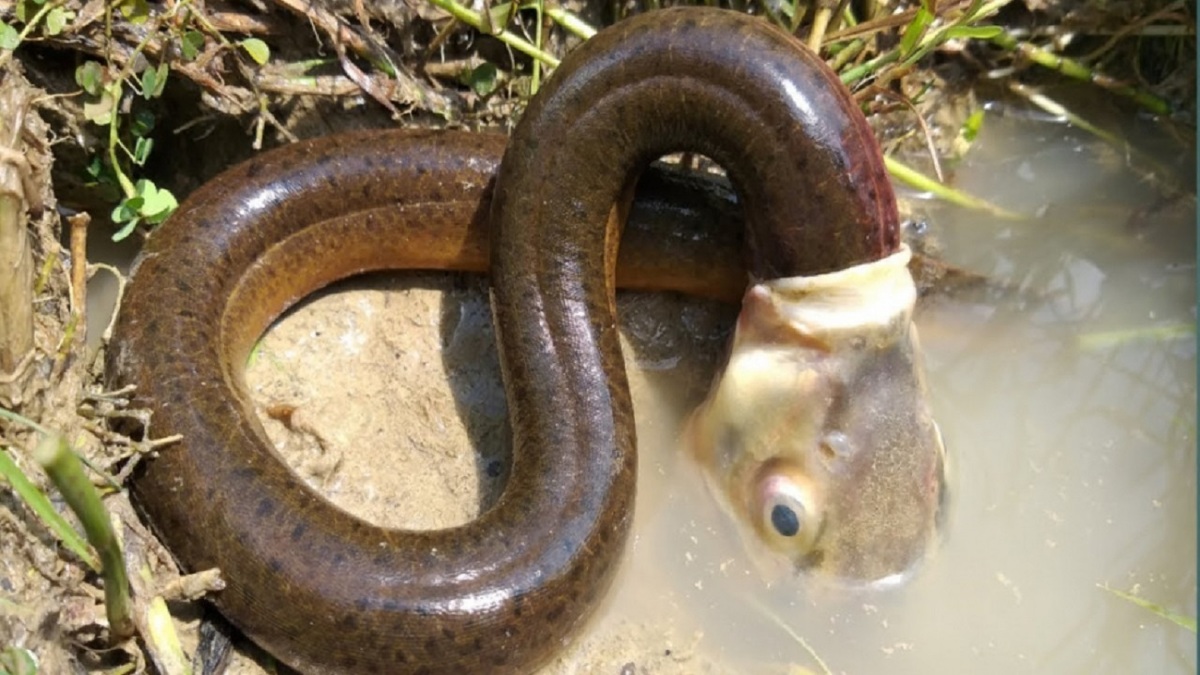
[{"left": 689, "top": 245, "right": 947, "bottom": 585}]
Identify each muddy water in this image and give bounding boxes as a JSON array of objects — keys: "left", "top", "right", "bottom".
[
  {"left": 668, "top": 109, "right": 1197, "bottom": 674},
  {"left": 98, "top": 104, "right": 1195, "bottom": 673}
]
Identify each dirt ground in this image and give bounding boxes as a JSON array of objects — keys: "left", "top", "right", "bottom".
[{"left": 241, "top": 275, "right": 738, "bottom": 674}]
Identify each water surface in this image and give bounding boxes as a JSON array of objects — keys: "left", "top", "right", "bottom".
[{"left": 594, "top": 105, "right": 1197, "bottom": 674}]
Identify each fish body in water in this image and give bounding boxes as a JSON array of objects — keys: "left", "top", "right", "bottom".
[{"left": 690, "top": 245, "right": 946, "bottom": 585}]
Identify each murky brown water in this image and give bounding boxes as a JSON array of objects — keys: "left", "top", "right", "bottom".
[
  {"left": 93, "top": 101, "right": 1196, "bottom": 673},
  {"left": 881, "top": 107, "right": 1195, "bottom": 675},
  {"left": 601, "top": 104, "right": 1197, "bottom": 674}
]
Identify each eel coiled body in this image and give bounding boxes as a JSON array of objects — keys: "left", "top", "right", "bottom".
[{"left": 107, "top": 8, "right": 902, "bottom": 674}]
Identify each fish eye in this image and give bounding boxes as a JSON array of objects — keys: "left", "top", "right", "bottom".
[
  {"left": 752, "top": 466, "right": 822, "bottom": 553},
  {"left": 770, "top": 501, "right": 802, "bottom": 537}
]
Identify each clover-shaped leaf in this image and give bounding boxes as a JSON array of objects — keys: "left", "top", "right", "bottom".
[{"left": 240, "top": 38, "right": 270, "bottom": 65}]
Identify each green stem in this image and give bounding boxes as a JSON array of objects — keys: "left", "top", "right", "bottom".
[
  {"left": 0, "top": 0, "right": 66, "bottom": 69},
  {"left": 989, "top": 31, "right": 1171, "bottom": 116},
  {"left": 885, "top": 155, "right": 1023, "bottom": 219},
  {"left": 425, "top": 0, "right": 560, "bottom": 67},
  {"left": 531, "top": 0, "right": 544, "bottom": 95},
  {"left": 1099, "top": 584, "right": 1197, "bottom": 632},
  {"left": 0, "top": 405, "right": 50, "bottom": 435},
  {"left": 829, "top": 38, "right": 865, "bottom": 72},
  {"left": 92, "top": 3, "right": 166, "bottom": 207},
  {"left": 34, "top": 434, "right": 135, "bottom": 640},
  {"left": 842, "top": 0, "right": 1011, "bottom": 86},
  {"left": 1076, "top": 322, "right": 1195, "bottom": 351},
  {"left": 1007, "top": 82, "right": 1123, "bottom": 144},
  {"left": 0, "top": 446, "right": 99, "bottom": 570},
  {"left": 145, "top": 596, "right": 192, "bottom": 675},
  {"left": 840, "top": 44, "right": 898, "bottom": 83},
  {"left": 106, "top": 85, "right": 136, "bottom": 200},
  {"left": 544, "top": 6, "right": 596, "bottom": 39}
]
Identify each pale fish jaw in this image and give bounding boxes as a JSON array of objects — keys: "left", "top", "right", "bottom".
[{"left": 691, "top": 244, "right": 946, "bottom": 585}]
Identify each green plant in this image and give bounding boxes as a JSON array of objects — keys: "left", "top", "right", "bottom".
[
  {"left": 0, "top": 406, "right": 134, "bottom": 641},
  {"left": 69, "top": 0, "right": 272, "bottom": 240},
  {"left": 0, "top": 646, "right": 38, "bottom": 675},
  {"left": 0, "top": 0, "right": 74, "bottom": 53}
]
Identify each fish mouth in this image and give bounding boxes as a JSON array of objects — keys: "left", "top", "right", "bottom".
[
  {"left": 800, "top": 524, "right": 936, "bottom": 591},
  {"left": 822, "top": 567, "right": 923, "bottom": 593},
  {"left": 797, "top": 438, "right": 946, "bottom": 587}
]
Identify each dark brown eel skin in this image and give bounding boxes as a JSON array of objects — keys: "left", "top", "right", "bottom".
[{"left": 106, "top": 7, "right": 899, "bottom": 674}]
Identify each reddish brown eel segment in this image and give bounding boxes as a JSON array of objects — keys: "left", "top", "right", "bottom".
[
  {"left": 107, "top": 8, "right": 899, "bottom": 675},
  {"left": 487, "top": 9, "right": 898, "bottom": 670}
]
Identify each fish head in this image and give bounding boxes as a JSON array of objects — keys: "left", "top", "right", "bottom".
[{"left": 689, "top": 245, "right": 946, "bottom": 585}]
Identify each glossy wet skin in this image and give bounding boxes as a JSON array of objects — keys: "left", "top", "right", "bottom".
[{"left": 107, "top": 8, "right": 924, "bottom": 674}]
